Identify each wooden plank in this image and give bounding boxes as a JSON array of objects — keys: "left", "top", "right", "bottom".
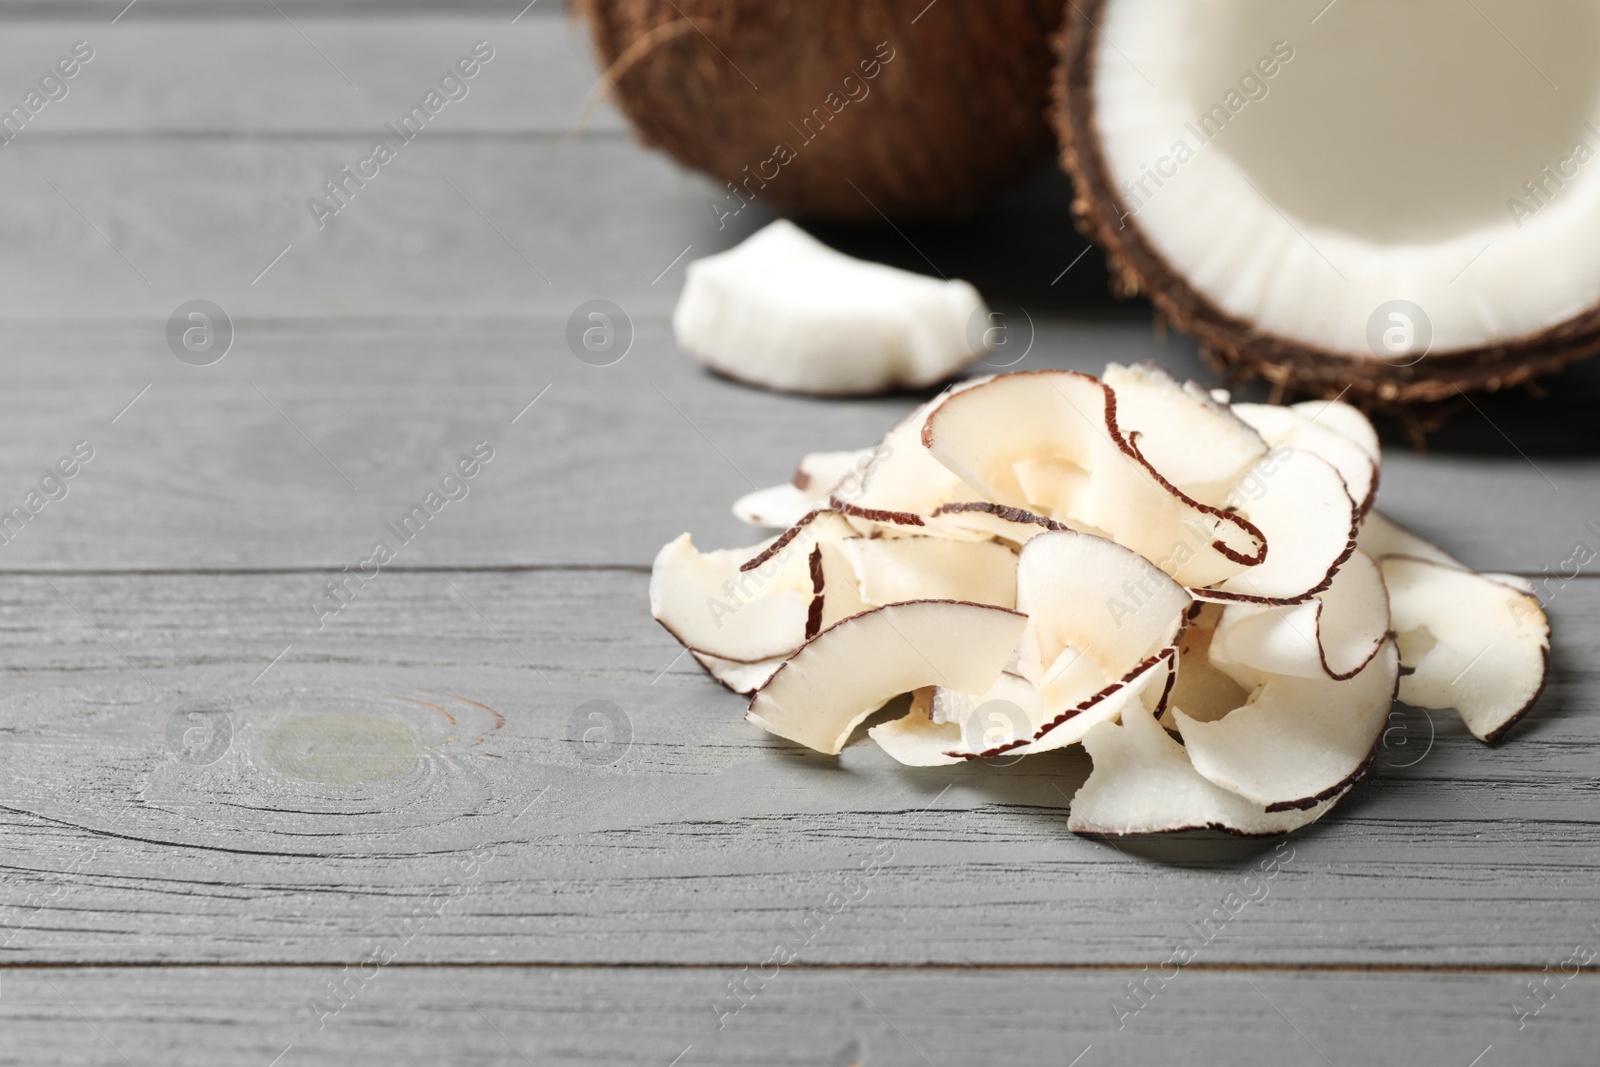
[
  {"left": 0, "top": 138, "right": 745, "bottom": 321},
  {"left": 1, "top": 966, "right": 1595, "bottom": 1066},
  {"left": 0, "top": 17, "right": 626, "bottom": 136},
  {"left": 0, "top": 140, "right": 1115, "bottom": 322},
  {"left": 0, "top": 569, "right": 1594, "bottom": 966},
  {"left": 0, "top": 321, "right": 1592, "bottom": 572}
]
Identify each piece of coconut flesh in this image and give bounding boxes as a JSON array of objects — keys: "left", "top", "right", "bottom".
[
  {"left": 674, "top": 220, "right": 990, "bottom": 395},
  {"left": 747, "top": 600, "right": 1028, "bottom": 756},
  {"left": 1070, "top": 0, "right": 1600, "bottom": 397},
  {"left": 1381, "top": 555, "right": 1550, "bottom": 743}
]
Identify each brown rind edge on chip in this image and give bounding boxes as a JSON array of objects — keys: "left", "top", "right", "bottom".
[
  {"left": 1050, "top": 0, "right": 1600, "bottom": 412},
  {"left": 918, "top": 369, "right": 1268, "bottom": 566},
  {"left": 948, "top": 644, "right": 1180, "bottom": 761}
]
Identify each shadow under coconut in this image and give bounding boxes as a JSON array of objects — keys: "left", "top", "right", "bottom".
[
  {"left": 1376, "top": 353, "right": 1600, "bottom": 458},
  {"left": 805, "top": 163, "right": 1127, "bottom": 317}
]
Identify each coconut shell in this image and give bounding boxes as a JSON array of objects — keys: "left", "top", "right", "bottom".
[
  {"left": 577, "top": 0, "right": 1065, "bottom": 222},
  {"left": 1050, "top": 0, "right": 1600, "bottom": 412}
]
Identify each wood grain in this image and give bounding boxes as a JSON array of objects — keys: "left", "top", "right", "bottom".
[
  {"left": 2, "top": 966, "right": 1594, "bottom": 1066},
  {"left": 0, "top": 17, "right": 623, "bottom": 136},
  {"left": 0, "top": 322, "right": 1592, "bottom": 572},
  {"left": 2, "top": 4, "right": 1598, "bottom": 1060},
  {"left": 0, "top": 570, "right": 1593, "bottom": 967}
]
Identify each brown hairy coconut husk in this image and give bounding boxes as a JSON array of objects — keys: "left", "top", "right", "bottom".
[
  {"left": 576, "top": 0, "right": 1065, "bottom": 222},
  {"left": 1053, "top": 0, "right": 1600, "bottom": 415}
]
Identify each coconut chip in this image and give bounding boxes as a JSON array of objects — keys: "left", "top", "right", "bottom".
[
  {"left": 1069, "top": 700, "right": 1349, "bottom": 836},
  {"left": 746, "top": 600, "right": 1028, "bottom": 755},
  {"left": 1381, "top": 555, "right": 1550, "bottom": 743}
]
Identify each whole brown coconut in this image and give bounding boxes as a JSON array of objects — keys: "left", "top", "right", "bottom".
[
  {"left": 577, "top": 0, "right": 1065, "bottom": 222},
  {"left": 1052, "top": 0, "right": 1600, "bottom": 418}
]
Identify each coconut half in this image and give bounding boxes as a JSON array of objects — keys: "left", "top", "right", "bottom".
[
  {"left": 675, "top": 221, "right": 989, "bottom": 395},
  {"left": 578, "top": 0, "right": 1066, "bottom": 221},
  {"left": 1055, "top": 0, "right": 1600, "bottom": 406}
]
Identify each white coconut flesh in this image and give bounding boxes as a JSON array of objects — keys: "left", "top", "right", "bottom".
[
  {"left": 809, "top": 541, "right": 870, "bottom": 637},
  {"left": 1291, "top": 400, "right": 1380, "bottom": 468},
  {"left": 868, "top": 672, "right": 1044, "bottom": 766},
  {"left": 1103, "top": 362, "right": 1268, "bottom": 502},
  {"left": 869, "top": 530, "right": 1188, "bottom": 764},
  {"left": 1196, "top": 446, "right": 1358, "bottom": 605},
  {"left": 1014, "top": 529, "right": 1189, "bottom": 722},
  {"left": 732, "top": 448, "right": 874, "bottom": 528},
  {"left": 920, "top": 370, "right": 1264, "bottom": 589},
  {"left": 839, "top": 537, "right": 1019, "bottom": 610},
  {"left": 1091, "top": 0, "right": 1600, "bottom": 357},
  {"left": 1380, "top": 556, "right": 1550, "bottom": 743},
  {"left": 830, "top": 399, "right": 982, "bottom": 533},
  {"left": 1175, "top": 640, "right": 1399, "bottom": 810},
  {"left": 1233, "top": 402, "right": 1379, "bottom": 516},
  {"left": 1357, "top": 510, "right": 1462, "bottom": 569},
  {"left": 1069, "top": 700, "right": 1347, "bottom": 836},
  {"left": 691, "top": 650, "right": 787, "bottom": 696},
  {"left": 674, "top": 220, "right": 990, "bottom": 395},
  {"left": 1212, "top": 550, "right": 1390, "bottom": 681},
  {"left": 648, "top": 510, "right": 857, "bottom": 662},
  {"left": 746, "top": 600, "right": 1028, "bottom": 755}
]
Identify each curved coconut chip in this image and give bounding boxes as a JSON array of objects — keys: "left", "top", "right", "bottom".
[
  {"left": 1163, "top": 603, "right": 1249, "bottom": 727},
  {"left": 650, "top": 532, "right": 810, "bottom": 664},
  {"left": 732, "top": 448, "right": 874, "bottom": 529},
  {"left": 1103, "top": 362, "right": 1269, "bottom": 503},
  {"left": 1357, "top": 510, "right": 1463, "bottom": 568},
  {"left": 920, "top": 370, "right": 1265, "bottom": 588},
  {"left": 1291, "top": 399, "right": 1381, "bottom": 467},
  {"left": 808, "top": 541, "right": 870, "bottom": 639},
  {"left": 1197, "top": 448, "right": 1359, "bottom": 606},
  {"left": 740, "top": 509, "right": 858, "bottom": 572},
  {"left": 690, "top": 651, "right": 787, "bottom": 697},
  {"left": 869, "top": 672, "right": 1045, "bottom": 766},
  {"left": 1014, "top": 529, "right": 1190, "bottom": 714},
  {"left": 1212, "top": 551, "right": 1390, "bottom": 681},
  {"left": 651, "top": 511, "right": 857, "bottom": 663},
  {"left": 746, "top": 600, "right": 1028, "bottom": 755},
  {"left": 1016, "top": 650, "right": 1176, "bottom": 756},
  {"left": 1232, "top": 403, "right": 1380, "bottom": 517},
  {"left": 872, "top": 530, "right": 1190, "bottom": 765},
  {"left": 829, "top": 395, "right": 985, "bottom": 536},
  {"left": 839, "top": 536, "right": 1018, "bottom": 610},
  {"left": 1174, "top": 640, "right": 1399, "bottom": 811},
  {"left": 1068, "top": 700, "right": 1350, "bottom": 837},
  {"left": 1380, "top": 556, "right": 1550, "bottom": 743}
]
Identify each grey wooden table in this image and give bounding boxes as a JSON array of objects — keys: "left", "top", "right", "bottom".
[{"left": 1, "top": 4, "right": 1598, "bottom": 1065}]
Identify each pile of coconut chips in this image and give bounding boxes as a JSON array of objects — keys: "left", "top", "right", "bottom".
[{"left": 649, "top": 365, "right": 1551, "bottom": 835}]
